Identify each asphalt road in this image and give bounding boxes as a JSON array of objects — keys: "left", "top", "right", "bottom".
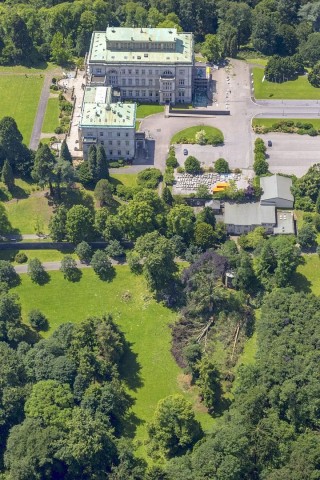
[
  {"left": 14, "top": 260, "right": 91, "bottom": 274},
  {"left": 29, "top": 73, "right": 53, "bottom": 151}
]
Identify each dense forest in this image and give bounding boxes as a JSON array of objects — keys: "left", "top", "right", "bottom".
[{"left": 0, "top": 0, "right": 319, "bottom": 67}]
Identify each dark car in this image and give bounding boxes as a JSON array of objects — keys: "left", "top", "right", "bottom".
[
  {"left": 183, "top": 148, "right": 188, "bottom": 155},
  {"left": 267, "top": 140, "right": 272, "bottom": 147}
]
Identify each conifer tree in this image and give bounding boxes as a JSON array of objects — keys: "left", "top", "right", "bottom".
[
  {"left": 60, "top": 139, "right": 72, "bottom": 164},
  {"left": 1, "top": 159, "right": 14, "bottom": 191},
  {"left": 96, "top": 145, "right": 109, "bottom": 180},
  {"left": 87, "top": 145, "right": 97, "bottom": 182}
]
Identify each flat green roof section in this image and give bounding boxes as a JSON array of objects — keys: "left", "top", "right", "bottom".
[
  {"left": 80, "top": 86, "right": 136, "bottom": 128},
  {"left": 89, "top": 27, "right": 193, "bottom": 65}
]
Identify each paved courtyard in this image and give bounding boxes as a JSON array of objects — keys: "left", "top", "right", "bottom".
[
  {"left": 175, "top": 143, "right": 248, "bottom": 171},
  {"left": 260, "top": 133, "right": 320, "bottom": 177}
]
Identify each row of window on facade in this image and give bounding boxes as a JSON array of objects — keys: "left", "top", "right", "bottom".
[
  {"left": 120, "top": 89, "right": 185, "bottom": 97},
  {"left": 96, "top": 68, "right": 186, "bottom": 76},
  {"left": 102, "top": 148, "right": 131, "bottom": 156},
  {"left": 86, "top": 131, "right": 131, "bottom": 138},
  {"left": 115, "top": 78, "right": 185, "bottom": 86},
  {"left": 99, "top": 140, "right": 131, "bottom": 145}
]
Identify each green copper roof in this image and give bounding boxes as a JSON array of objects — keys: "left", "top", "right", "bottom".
[
  {"left": 80, "top": 86, "right": 136, "bottom": 128},
  {"left": 88, "top": 27, "right": 193, "bottom": 64},
  {"left": 106, "top": 27, "right": 178, "bottom": 43}
]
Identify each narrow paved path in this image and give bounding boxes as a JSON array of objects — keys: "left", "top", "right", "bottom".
[
  {"left": 2, "top": 234, "right": 46, "bottom": 241},
  {"left": 29, "top": 73, "right": 53, "bottom": 150},
  {"left": 14, "top": 260, "right": 90, "bottom": 274},
  {"left": 14, "top": 258, "right": 122, "bottom": 274}
]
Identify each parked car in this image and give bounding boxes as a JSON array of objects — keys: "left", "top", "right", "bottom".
[
  {"left": 268, "top": 140, "right": 272, "bottom": 147},
  {"left": 183, "top": 148, "right": 188, "bottom": 155}
]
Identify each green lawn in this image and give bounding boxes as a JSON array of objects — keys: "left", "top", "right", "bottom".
[
  {"left": 39, "top": 137, "right": 53, "bottom": 145},
  {"left": 109, "top": 173, "right": 138, "bottom": 188},
  {"left": 171, "top": 125, "right": 224, "bottom": 144},
  {"left": 246, "top": 58, "right": 268, "bottom": 66},
  {"left": 14, "top": 267, "right": 214, "bottom": 450},
  {"left": 0, "top": 62, "right": 56, "bottom": 74},
  {"left": 292, "top": 254, "right": 320, "bottom": 295},
  {"left": 253, "top": 67, "right": 320, "bottom": 100},
  {"left": 136, "top": 104, "right": 164, "bottom": 118},
  {"left": 0, "top": 248, "right": 76, "bottom": 264},
  {"left": 4, "top": 194, "right": 53, "bottom": 234},
  {"left": 0, "top": 75, "right": 44, "bottom": 143},
  {"left": 252, "top": 118, "right": 320, "bottom": 129},
  {"left": 42, "top": 97, "right": 60, "bottom": 133}
]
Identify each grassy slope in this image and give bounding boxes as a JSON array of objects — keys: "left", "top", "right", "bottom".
[
  {"left": 0, "top": 75, "right": 44, "bottom": 143},
  {"left": 109, "top": 173, "right": 138, "bottom": 188},
  {"left": 0, "top": 63, "right": 56, "bottom": 74},
  {"left": 14, "top": 267, "right": 214, "bottom": 450},
  {"left": 42, "top": 97, "right": 60, "bottom": 133},
  {"left": 136, "top": 104, "right": 164, "bottom": 118},
  {"left": 292, "top": 254, "right": 320, "bottom": 295},
  {"left": 252, "top": 118, "right": 320, "bottom": 129},
  {"left": 253, "top": 67, "right": 320, "bottom": 100},
  {"left": 171, "top": 125, "right": 223, "bottom": 144},
  {"left": 4, "top": 195, "right": 53, "bottom": 234}
]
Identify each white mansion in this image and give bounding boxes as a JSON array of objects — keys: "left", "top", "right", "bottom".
[
  {"left": 78, "top": 86, "right": 136, "bottom": 161},
  {"left": 87, "top": 27, "right": 194, "bottom": 105}
]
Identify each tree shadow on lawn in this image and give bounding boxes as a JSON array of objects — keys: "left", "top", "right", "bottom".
[
  {"left": 118, "top": 342, "right": 145, "bottom": 438},
  {"left": 11, "top": 184, "right": 29, "bottom": 200},
  {"left": 63, "top": 268, "right": 82, "bottom": 283},
  {"left": 33, "top": 270, "right": 51, "bottom": 286},
  {"left": 120, "top": 410, "right": 145, "bottom": 439},
  {"left": 290, "top": 272, "right": 312, "bottom": 293},
  {"left": 119, "top": 342, "right": 143, "bottom": 392}
]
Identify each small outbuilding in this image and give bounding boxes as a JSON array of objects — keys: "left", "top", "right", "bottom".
[{"left": 260, "top": 174, "right": 294, "bottom": 209}]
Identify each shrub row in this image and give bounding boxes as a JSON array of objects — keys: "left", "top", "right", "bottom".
[{"left": 254, "top": 120, "right": 319, "bottom": 136}]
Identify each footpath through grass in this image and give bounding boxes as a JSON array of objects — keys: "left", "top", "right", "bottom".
[
  {"left": 0, "top": 75, "right": 44, "bottom": 143},
  {"left": 253, "top": 67, "right": 320, "bottom": 100},
  {"left": 42, "top": 97, "right": 60, "bottom": 133},
  {"left": 14, "top": 267, "right": 214, "bottom": 451},
  {"left": 171, "top": 125, "right": 223, "bottom": 144}
]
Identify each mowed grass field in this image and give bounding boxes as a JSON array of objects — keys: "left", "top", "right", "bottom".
[
  {"left": 0, "top": 75, "right": 44, "bottom": 143},
  {"left": 42, "top": 97, "right": 59, "bottom": 133},
  {"left": 14, "top": 267, "right": 214, "bottom": 449},
  {"left": 171, "top": 125, "right": 223, "bottom": 144},
  {"left": 252, "top": 118, "right": 320, "bottom": 129},
  {"left": 136, "top": 104, "right": 164, "bottom": 118},
  {"left": 292, "top": 254, "right": 320, "bottom": 295},
  {"left": 4, "top": 194, "right": 53, "bottom": 234},
  {"left": 253, "top": 68, "right": 320, "bottom": 100},
  {"left": 109, "top": 173, "right": 138, "bottom": 188}
]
